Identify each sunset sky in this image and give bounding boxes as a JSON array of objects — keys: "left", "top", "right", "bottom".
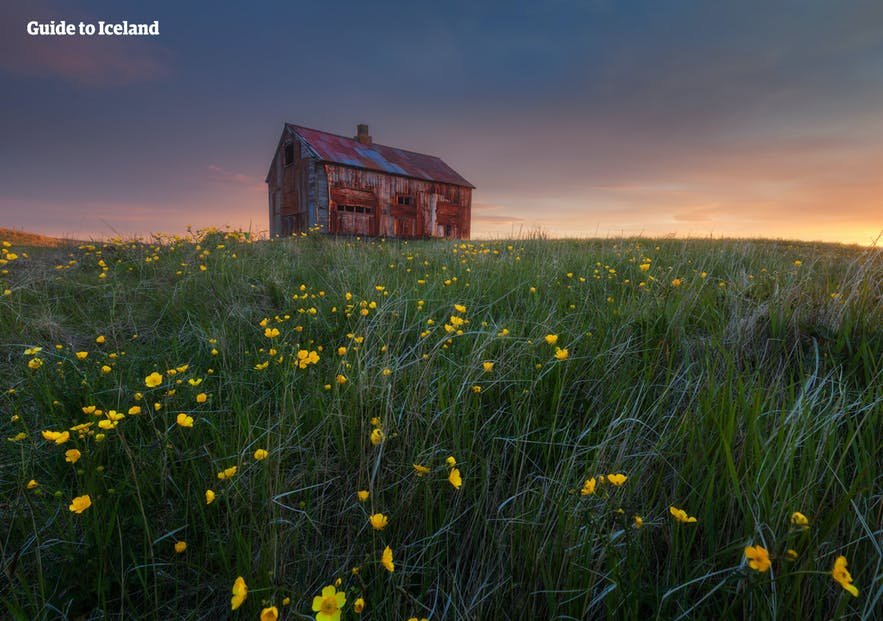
[{"left": 1, "top": 1, "right": 882, "bottom": 245}]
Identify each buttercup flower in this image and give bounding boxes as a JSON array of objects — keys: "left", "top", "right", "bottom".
[
  {"left": 175, "top": 541, "right": 187, "bottom": 553},
  {"left": 69, "top": 494, "right": 92, "bottom": 514},
  {"left": 264, "top": 327, "right": 280, "bottom": 338},
  {"left": 254, "top": 448, "right": 268, "bottom": 460},
  {"left": 65, "top": 449, "right": 82, "bottom": 463},
  {"left": 205, "top": 489, "right": 216, "bottom": 505},
  {"left": 145, "top": 372, "right": 163, "bottom": 388},
  {"left": 831, "top": 556, "right": 859, "bottom": 597},
  {"left": 790, "top": 511, "right": 809, "bottom": 527},
  {"left": 176, "top": 413, "right": 194, "bottom": 428},
  {"left": 413, "top": 463, "right": 430, "bottom": 476},
  {"left": 448, "top": 468, "right": 462, "bottom": 489},
  {"left": 195, "top": 393, "right": 207, "bottom": 403},
  {"left": 75, "top": 351, "right": 88, "bottom": 360},
  {"left": 669, "top": 506, "right": 697, "bottom": 523},
  {"left": 580, "top": 477, "right": 597, "bottom": 496},
  {"left": 353, "top": 597, "right": 365, "bottom": 613},
  {"left": 482, "top": 361, "right": 494, "bottom": 372},
  {"left": 554, "top": 347, "right": 569, "bottom": 360},
  {"left": 27, "top": 479, "right": 38, "bottom": 489},
  {"left": 217, "top": 466, "right": 237, "bottom": 480},
  {"left": 370, "top": 428, "right": 384, "bottom": 446},
  {"left": 260, "top": 606, "right": 278, "bottom": 621},
  {"left": 231, "top": 576, "right": 247, "bottom": 610},
  {"left": 607, "top": 473, "right": 627, "bottom": 486},
  {"left": 312, "top": 584, "right": 346, "bottom": 621},
  {"left": 42, "top": 430, "right": 70, "bottom": 445},
  {"left": 545, "top": 334, "right": 558, "bottom": 345},
  {"left": 381, "top": 545, "right": 395, "bottom": 572},
  {"left": 634, "top": 515, "right": 643, "bottom": 528},
  {"left": 744, "top": 545, "right": 771, "bottom": 572},
  {"left": 357, "top": 490, "right": 369, "bottom": 502},
  {"left": 369, "top": 513, "right": 388, "bottom": 530}
]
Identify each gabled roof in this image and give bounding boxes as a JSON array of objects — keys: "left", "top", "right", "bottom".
[{"left": 283, "top": 123, "right": 474, "bottom": 188}]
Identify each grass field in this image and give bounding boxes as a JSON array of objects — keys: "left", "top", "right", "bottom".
[{"left": 1, "top": 230, "right": 880, "bottom": 620}]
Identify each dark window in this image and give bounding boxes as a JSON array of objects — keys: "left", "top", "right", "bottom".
[
  {"left": 284, "top": 143, "right": 294, "bottom": 166},
  {"left": 339, "top": 205, "right": 374, "bottom": 214},
  {"left": 396, "top": 195, "right": 413, "bottom": 206}
]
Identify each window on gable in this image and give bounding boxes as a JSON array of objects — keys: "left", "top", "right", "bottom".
[
  {"left": 396, "top": 195, "right": 413, "bottom": 206},
  {"left": 284, "top": 142, "right": 294, "bottom": 166}
]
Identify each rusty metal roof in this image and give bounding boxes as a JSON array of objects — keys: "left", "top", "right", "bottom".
[{"left": 286, "top": 123, "right": 474, "bottom": 188}]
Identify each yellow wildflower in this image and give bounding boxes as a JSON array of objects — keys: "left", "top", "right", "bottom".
[
  {"left": 831, "top": 556, "right": 859, "bottom": 597},
  {"left": 65, "top": 449, "right": 82, "bottom": 463},
  {"left": 128, "top": 405, "right": 141, "bottom": 415},
  {"left": 217, "top": 466, "right": 237, "bottom": 480},
  {"left": 448, "top": 468, "right": 462, "bottom": 489},
  {"left": 75, "top": 351, "right": 89, "bottom": 360},
  {"left": 260, "top": 606, "right": 278, "bottom": 621},
  {"left": 607, "top": 473, "right": 627, "bottom": 486},
  {"left": 413, "top": 463, "right": 430, "bottom": 476},
  {"left": 312, "top": 584, "right": 346, "bottom": 621},
  {"left": 195, "top": 393, "right": 207, "bottom": 403},
  {"left": 28, "top": 358, "right": 43, "bottom": 369},
  {"left": 454, "top": 304, "right": 467, "bottom": 313},
  {"left": 544, "top": 334, "right": 558, "bottom": 345},
  {"left": 554, "top": 347, "right": 569, "bottom": 360},
  {"left": 205, "top": 489, "right": 216, "bottom": 505},
  {"left": 353, "top": 597, "right": 365, "bottom": 613},
  {"left": 370, "top": 428, "right": 384, "bottom": 445},
  {"left": 790, "top": 511, "right": 809, "bottom": 527},
  {"left": 69, "top": 494, "right": 92, "bottom": 514},
  {"left": 669, "top": 506, "right": 697, "bottom": 523},
  {"left": 634, "top": 515, "right": 643, "bottom": 528},
  {"left": 176, "top": 413, "right": 194, "bottom": 428},
  {"left": 336, "top": 374, "right": 347, "bottom": 384},
  {"left": 145, "top": 372, "right": 163, "bottom": 387},
  {"left": 581, "top": 478, "right": 597, "bottom": 495},
  {"left": 671, "top": 278, "right": 682, "bottom": 286},
  {"left": 446, "top": 456, "right": 457, "bottom": 467},
  {"left": 482, "top": 361, "right": 494, "bottom": 373},
  {"left": 27, "top": 479, "right": 38, "bottom": 489},
  {"left": 95, "top": 335, "right": 105, "bottom": 344},
  {"left": 264, "top": 327, "right": 280, "bottom": 338},
  {"left": 231, "top": 576, "right": 247, "bottom": 610},
  {"left": 253, "top": 448, "right": 268, "bottom": 460},
  {"left": 744, "top": 545, "right": 771, "bottom": 572},
  {"left": 357, "top": 490, "right": 369, "bottom": 502},
  {"left": 369, "top": 513, "right": 389, "bottom": 530},
  {"left": 42, "top": 430, "right": 70, "bottom": 445},
  {"left": 174, "top": 541, "right": 187, "bottom": 553},
  {"left": 381, "top": 545, "right": 395, "bottom": 572}
]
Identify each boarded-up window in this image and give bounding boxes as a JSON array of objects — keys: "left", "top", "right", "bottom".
[
  {"left": 330, "top": 187, "right": 378, "bottom": 236},
  {"left": 284, "top": 143, "right": 294, "bottom": 166}
]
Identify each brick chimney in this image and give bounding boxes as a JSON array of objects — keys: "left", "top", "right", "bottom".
[{"left": 355, "top": 124, "right": 372, "bottom": 145}]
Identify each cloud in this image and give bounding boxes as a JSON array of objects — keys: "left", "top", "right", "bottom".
[
  {"left": 207, "top": 165, "right": 265, "bottom": 193},
  {"left": 471, "top": 202, "right": 527, "bottom": 226},
  {"left": 0, "top": 1, "right": 169, "bottom": 85}
]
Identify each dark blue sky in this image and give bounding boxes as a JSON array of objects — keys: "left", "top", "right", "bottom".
[{"left": 2, "top": 0, "right": 882, "bottom": 243}]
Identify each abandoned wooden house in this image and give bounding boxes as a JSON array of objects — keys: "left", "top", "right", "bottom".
[{"left": 266, "top": 123, "right": 474, "bottom": 239}]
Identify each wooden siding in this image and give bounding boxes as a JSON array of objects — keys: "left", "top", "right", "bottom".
[{"left": 267, "top": 128, "right": 471, "bottom": 239}]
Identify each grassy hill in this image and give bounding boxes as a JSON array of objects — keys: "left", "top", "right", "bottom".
[{"left": 1, "top": 230, "right": 880, "bottom": 620}]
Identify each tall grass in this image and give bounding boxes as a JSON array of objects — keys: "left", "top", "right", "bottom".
[{"left": 1, "top": 232, "right": 880, "bottom": 620}]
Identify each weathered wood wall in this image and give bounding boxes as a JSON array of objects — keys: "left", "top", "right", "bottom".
[{"left": 268, "top": 132, "right": 471, "bottom": 239}]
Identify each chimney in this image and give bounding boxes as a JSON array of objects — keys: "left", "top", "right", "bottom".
[{"left": 355, "top": 124, "right": 372, "bottom": 145}]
